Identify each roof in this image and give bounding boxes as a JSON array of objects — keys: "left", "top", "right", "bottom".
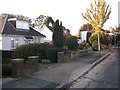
[
  {"left": 80, "top": 24, "right": 92, "bottom": 31},
  {"left": 0, "top": 14, "right": 46, "bottom": 37}
]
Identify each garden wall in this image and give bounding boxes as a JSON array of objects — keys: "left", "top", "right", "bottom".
[
  {"left": 11, "top": 56, "right": 39, "bottom": 78},
  {"left": 58, "top": 49, "right": 90, "bottom": 63}
]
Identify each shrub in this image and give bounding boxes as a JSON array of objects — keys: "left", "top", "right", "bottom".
[
  {"left": 64, "top": 36, "right": 78, "bottom": 50},
  {"left": 13, "top": 43, "right": 53, "bottom": 61},
  {"left": 84, "top": 42, "right": 90, "bottom": 49},
  {"left": 89, "top": 33, "right": 98, "bottom": 44},
  {"left": 2, "top": 64, "right": 12, "bottom": 77},
  {"left": 46, "top": 48, "right": 63, "bottom": 63},
  {"left": 86, "top": 31, "right": 92, "bottom": 46},
  {"left": 92, "top": 40, "right": 99, "bottom": 50},
  {"left": 79, "top": 41, "right": 90, "bottom": 49},
  {"left": 89, "top": 32, "right": 110, "bottom": 46}
]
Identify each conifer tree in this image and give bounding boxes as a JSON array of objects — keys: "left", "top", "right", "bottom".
[{"left": 53, "top": 20, "right": 63, "bottom": 48}]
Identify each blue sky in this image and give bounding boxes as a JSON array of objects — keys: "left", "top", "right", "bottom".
[{"left": 0, "top": 0, "right": 119, "bottom": 35}]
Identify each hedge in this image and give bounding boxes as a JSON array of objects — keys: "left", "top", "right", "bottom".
[
  {"left": 13, "top": 43, "right": 53, "bottom": 61},
  {"left": 64, "top": 36, "right": 78, "bottom": 50},
  {"left": 46, "top": 48, "right": 63, "bottom": 63}
]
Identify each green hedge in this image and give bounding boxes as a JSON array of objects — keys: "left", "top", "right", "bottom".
[
  {"left": 64, "top": 36, "right": 78, "bottom": 50},
  {"left": 13, "top": 43, "right": 53, "bottom": 61},
  {"left": 46, "top": 48, "right": 63, "bottom": 63}
]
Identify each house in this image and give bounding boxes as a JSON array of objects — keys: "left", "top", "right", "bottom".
[
  {"left": 0, "top": 14, "right": 46, "bottom": 51},
  {"left": 79, "top": 23, "right": 92, "bottom": 43},
  {"left": 39, "top": 23, "right": 66, "bottom": 43},
  {"left": 39, "top": 25, "right": 53, "bottom": 43}
]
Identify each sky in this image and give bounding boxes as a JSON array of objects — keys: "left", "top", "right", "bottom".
[{"left": 0, "top": 0, "right": 119, "bottom": 35}]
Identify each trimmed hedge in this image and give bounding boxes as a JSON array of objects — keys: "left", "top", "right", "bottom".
[
  {"left": 46, "top": 48, "right": 63, "bottom": 63},
  {"left": 13, "top": 43, "right": 53, "bottom": 61},
  {"left": 64, "top": 36, "right": 78, "bottom": 50}
]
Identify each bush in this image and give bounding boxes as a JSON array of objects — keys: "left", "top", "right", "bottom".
[
  {"left": 89, "top": 32, "right": 110, "bottom": 46},
  {"left": 84, "top": 42, "right": 90, "bottom": 49},
  {"left": 86, "top": 31, "right": 92, "bottom": 46},
  {"left": 13, "top": 43, "right": 53, "bottom": 61},
  {"left": 89, "top": 33, "right": 98, "bottom": 44},
  {"left": 46, "top": 48, "right": 63, "bottom": 63},
  {"left": 92, "top": 40, "right": 99, "bottom": 51},
  {"left": 64, "top": 36, "right": 78, "bottom": 50},
  {"left": 79, "top": 41, "right": 90, "bottom": 49},
  {"left": 2, "top": 64, "right": 12, "bottom": 77}
]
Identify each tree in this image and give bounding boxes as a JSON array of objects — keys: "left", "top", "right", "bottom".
[
  {"left": 82, "top": 0, "right": 111, "bottom": 52},
  {"left": 59, "top": 22, "right": 64, "bottom": 47},
  {"left": 44, "top": 16, "right": 54, "bottom": 26},
  {"left": 29, "top": 15, "right": 46, "bottom": 30},
  {"left": 53, "top": 20, "right": 59, "bottom": 47},
  {"left": 53, "top": 20, "right": 64, "bottom": 48}
]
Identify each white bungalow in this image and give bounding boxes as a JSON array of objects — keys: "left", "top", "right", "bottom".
[{"left": 0, "top": 14, "right": 46, "bottom": 51}]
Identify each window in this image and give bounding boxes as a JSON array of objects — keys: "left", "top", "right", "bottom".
[
  {"left": 24, "top": 36, "right": 33, "bottom": 44},
  {"left": 16, "top": 20, "right": 29, "bottom": 30}
]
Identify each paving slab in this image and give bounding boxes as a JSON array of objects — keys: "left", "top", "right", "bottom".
[{"left": 2, "top": 76, "right": 59, "bottom": 88}]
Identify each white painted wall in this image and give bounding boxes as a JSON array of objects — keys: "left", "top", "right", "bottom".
[
  {"left": 2, "top": 35, "right": 11, "bottom": 50},
  {"left": 1, "top": 35, "right": 25, "bottom": 50},
  {"left": 18, "top": 36, "right": 25, "bottom": 46},
  {"left": 81, "top": 31, "right": 87, "bottom": 42},
  {"left": 40, "top": 26, "right": 53, "bottom": 42},
  {"left": 40, "top": 37, "right": 45, "bottom": 43},
  {"left": 1, "top": 35, "right": 45, "bottom": 51}
]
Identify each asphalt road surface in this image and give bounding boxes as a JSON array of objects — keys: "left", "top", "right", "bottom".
[{"left": 70, "top": 48, "right": 119, "bottom": 89}]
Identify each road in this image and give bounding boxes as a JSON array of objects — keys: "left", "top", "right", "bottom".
[{"left": 70, "top": 48, "right": 119, "bottom": 89}]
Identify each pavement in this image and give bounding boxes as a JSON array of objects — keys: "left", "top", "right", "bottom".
[{"left": 1, "top": 48, "right": 114, "bottom": 89}]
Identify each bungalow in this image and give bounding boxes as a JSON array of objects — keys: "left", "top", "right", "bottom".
[{"left": 0, "top": 14, "right": 46, "bottom": 51}]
